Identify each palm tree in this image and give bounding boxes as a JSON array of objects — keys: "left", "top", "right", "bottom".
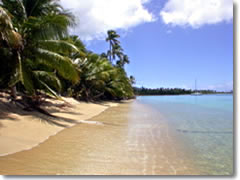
[
  {"left": 106, "top": 30, "right": 120, "bottom": 63},
  {"left": 1, "top": 0, "right": 79, "bottom": 98},
  {"left": 71, "top": 53, "right": 111, "bottom": 101},
  {"left": 106, "top": 30, "right": 130, "bottom": 68},
  {"left": 105, "top": 67, "right": 134, "bottom": 100},
  {"left": 70, "top": 51, "right": 134, "bottom": 101},
  {"left": 1, "top": 2, "right": 135, "bottom": 102},
  {"left": 0, "top": 6, "right": 23, "bottom": 97}
]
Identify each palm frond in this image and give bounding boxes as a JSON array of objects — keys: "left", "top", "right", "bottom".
[
  {"left": 38, "top": 40, "right": 80, "bottom": 54},
  {"left": 33, "top": 70, "right": 62, "bottom": 92},
  {"left": 39, "top": 79, "right": 62, "bottom": 99},
  {"left": 23, "top": 14, "right": 72, "bottom": 40},
  {"left": 35, "top": 48, "right": 79, "bottom": 83}
]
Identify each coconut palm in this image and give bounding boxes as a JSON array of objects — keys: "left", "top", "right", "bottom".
[
  {"left": 105, "top": 67, "right": 134, "bottom": 99},
  {"left": 71, "top": 53, "right": 112, "bottom": 100},
  {"left": 1, "top": 2, "right": 135, "bottom": 103},
  {"left": 0, "top": 0, "right": 79, "bottom": 98},
  {"left": 0, "top": 6, "right": 23, "bottom": 97},
  {"left": 106, "top": 30, "right": 120, "bottom": 63},
  {"left": 71, "top": 52, "right": 134, "bottom": 101},
  {"left": 106, "top": 30, "right": 130, "bottom": 68}
]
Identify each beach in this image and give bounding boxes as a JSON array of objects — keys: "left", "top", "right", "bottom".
[
  {"left": 0, "top": 97, "right": 199, "bottom": 175},
  {"left": 0, "top": 92, "right": 118, "bottom": 157},
  {"left": 0, "top": 0, "right": 233, "bottom": 176}
]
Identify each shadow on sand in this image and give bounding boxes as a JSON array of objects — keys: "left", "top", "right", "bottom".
[{"left": 0, "top": 96, "right": 79, "bottom": 128}]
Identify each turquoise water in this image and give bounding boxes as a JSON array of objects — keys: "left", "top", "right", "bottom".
[{"left": 137, "top": 95, "right": 233, "bottom": 175}]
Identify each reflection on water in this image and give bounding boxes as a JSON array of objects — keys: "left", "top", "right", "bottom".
[
  {"left": 125, "top": 103, "right": 197, "bottom": 175},
  {"left": 0, "top": 95, "right": 233, "bottom": 175}
]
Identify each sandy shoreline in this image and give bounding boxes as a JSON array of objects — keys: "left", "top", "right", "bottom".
[
  {"left": 0, "top": 92, "right": 119, "bottom": 156},
  {"left": 0, "top": 100, "right": 198, "bottom": 175}
]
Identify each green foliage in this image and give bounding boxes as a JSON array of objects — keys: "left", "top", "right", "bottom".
[
  {"left": 35, "top": 48, "right": 79, "bottom": 83},
  {"left": 71, "top": 53, "right": 134, "bottom": 101},
  {"left": 0, "top": 0, "right": 79, "bottom": 98},
  {"left": 0, "top": 1, "right": 135, "bottom": 101}
]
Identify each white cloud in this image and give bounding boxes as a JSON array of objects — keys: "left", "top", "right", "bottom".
[
  {"left": 160, "top": 0, "right": 233, "bottom": 28},
  {"left": 60, "top": 0, "right": 154, "bottom": 41}
]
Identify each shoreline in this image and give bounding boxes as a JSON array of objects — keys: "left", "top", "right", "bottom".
[
  {"left": 0, "top": 100, "right": 199, "bottom": 175},
  {"left": 0, "top": 93, "right": 121, "bottom": 157}
]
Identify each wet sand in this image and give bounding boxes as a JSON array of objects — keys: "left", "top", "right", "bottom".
[{"left": 0, "top": 101, "right": 199, "bottom": 175}]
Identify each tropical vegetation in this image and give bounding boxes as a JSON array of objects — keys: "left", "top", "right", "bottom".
[{"left": 0, "top": 0, "right": 135, "bottom": 111}]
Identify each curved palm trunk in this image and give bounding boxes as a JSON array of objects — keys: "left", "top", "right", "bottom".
[
  {"left": 10, "top": 50, "right": 21, "bottom": 99},
  {"left": 109, "top": 41, "right": 112, "bottom": 62}
]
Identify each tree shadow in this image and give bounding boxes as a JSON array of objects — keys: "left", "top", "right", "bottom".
[
  {"left": 33, "top": 112, "right": 78, "bottom": 128},
  {"left": 0, "top": 97, "right": 79, "bottom": 128},
  {"left": 0, "top": 99, "right": 21, "bottom": 128},
  {"left": 40, "top": 100, "right": 83, "bottom": 115}
]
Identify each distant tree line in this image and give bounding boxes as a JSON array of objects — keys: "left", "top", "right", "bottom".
[
  {"left": 134, "top": 87, "right": 192, "bottom": 95},
  {"left": 133, "top": 87, "right": 232, "bottom": 96}
]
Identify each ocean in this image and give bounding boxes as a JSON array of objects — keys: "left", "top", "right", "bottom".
[{"left": 137, "top": 94, "right": 233, "bottom": 175}]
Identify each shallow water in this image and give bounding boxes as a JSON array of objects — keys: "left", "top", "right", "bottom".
[
  {"left": 0, "top": 95, "right": 233, "bottom": 175},
  {"left": 137, "top": 94, "right": 233, "bottom": 175}
]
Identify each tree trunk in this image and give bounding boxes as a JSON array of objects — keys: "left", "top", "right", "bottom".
[
  {"left": 10, "top": 86, "right": 17, "bottom": 99},
  {"left": 109, "top": 41, "right": 112, "bottom": 62}
]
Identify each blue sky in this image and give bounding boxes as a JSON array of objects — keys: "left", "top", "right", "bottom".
[{"left": 61, "top": 0, "right": 233, "bottom": 91}]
